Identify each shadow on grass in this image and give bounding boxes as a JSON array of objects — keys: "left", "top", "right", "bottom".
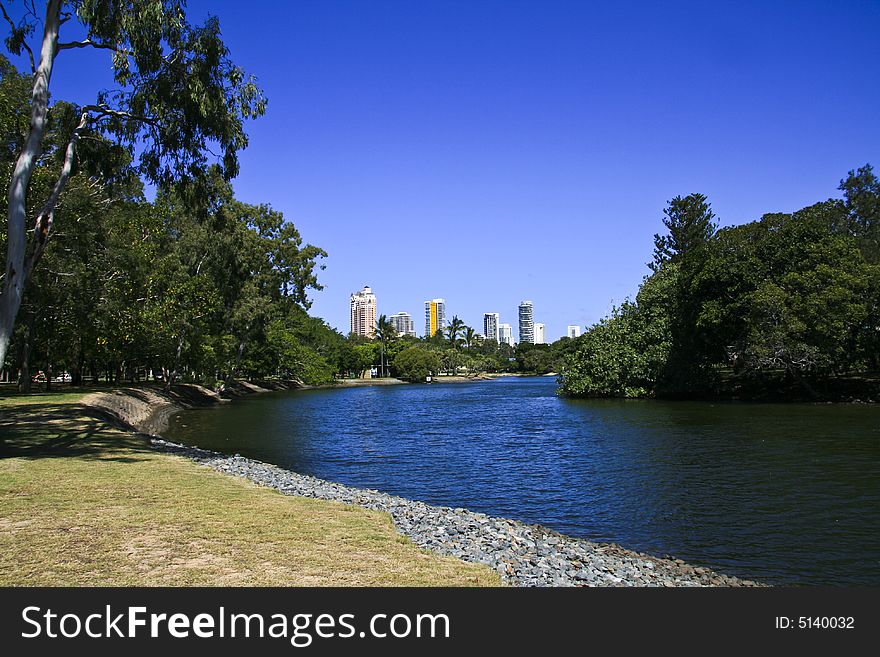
[{"left": 0, "top": 404, "right": 153, "bottom": 463}]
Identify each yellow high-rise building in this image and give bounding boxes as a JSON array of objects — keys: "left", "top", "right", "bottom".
[{"left": 424, "top": 298, "right": 446, "bottom": 337}]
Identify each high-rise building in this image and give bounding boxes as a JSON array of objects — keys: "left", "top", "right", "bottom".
[
  {"left": 350, "top": 285, "right": 377, "bottom": 338},
  {"left": 567, "top": 325, "right": 582, "bottom": 339},
  {"left": 518, "top": 300, "right": 534, "bottom": 344},
  {"left": 499, "top": 323, "right": 514, "bottom": 346},
  {"left": 390, "top": 312, "right": 416, "bottom": 337},
  {"left": 424, "top": 298, "right": 446, "bottom": 337},
  {"left": 534, "top": 323, "right": 546, "bottom": 345},
  {"left": 483, "top": 313, "right": 500, "bottom": 343}
]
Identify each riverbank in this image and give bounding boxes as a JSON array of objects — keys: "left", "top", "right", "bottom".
[
  {"left": 84, "top": 383, "right": 761, "bottom": 586},
  {"left": 0, "top": 389, "right": 499, "bottom": 586},
  {"left": 82, "top": 380, "right": 294, "bottom": 436},
  {"left": 82, "top": 377, "right": 498, "bottom": 434},
  {"left": 152, "top": 438, "right": 761, "bottom": 587}
]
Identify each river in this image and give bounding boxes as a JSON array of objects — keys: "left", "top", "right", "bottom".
[{"left": 163, "top": 377, "right": 880, "bottom": 585}]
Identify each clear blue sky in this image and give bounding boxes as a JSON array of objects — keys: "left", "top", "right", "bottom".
[{"left": 20, "top": 0, "right": 880, "bottom": 339}]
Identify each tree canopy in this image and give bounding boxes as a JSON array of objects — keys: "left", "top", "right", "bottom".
[
  {"left": 0, "top": 0, "right": 266, "bottom": 369},
  {"left": 561, "top": 167, "right": 880, "bottom": 401}
]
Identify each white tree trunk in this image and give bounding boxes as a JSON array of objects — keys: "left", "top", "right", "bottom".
[{"left": 0, "top": 0, "right": 61, "bottom": 370}]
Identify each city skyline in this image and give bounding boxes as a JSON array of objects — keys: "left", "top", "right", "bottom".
[
  {"left": 339, "top": 282, "right": 588, "bottom": 342},
  {"left": 348, "top": 286, "right": 576, "bottom": 343}
]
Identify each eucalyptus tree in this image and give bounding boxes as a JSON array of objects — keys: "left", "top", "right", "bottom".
[
  {"left": 153, "top": 171, "right": 326, "bottom": 382},
  {"left": 0, "top": 0, "right": 266, "bottom": 369}
]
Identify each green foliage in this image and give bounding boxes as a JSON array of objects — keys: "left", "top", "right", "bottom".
[
  {"left": 0, "top": 54, "right": 29, "bottom": 163},
  {"left": 651, "top": 193, "right": 717, "bottom": 271},
  {"left": 445, "top": 316, "right": 465, "bottom": 347},
  {"left": 559, "top": 296, "right": 669, "bottom": 397},
  {"left": 374, "top": 313, "right": 397, "bottom": 377},
  {"left": 695, "top": 203, "right": 875, "bottom": 378},
  {"left": 67, "top": 0, "right": 267, "bottom": 188},
  {"left": 392, "top": 346, "right": 441, "bottom": 383},
  {"left": 348, "top": 343, "right": 378, "bottom": 376},
  {"left": 839, "top": 164, "right": 880, "bottom": 264},
  {"left": 264, "top": 319, "right": 335, "bottom": 386},
  {"left": 563, "top": 174, "right": 880, "bottom": 400},
  {"left": 1, "top": 1, "right": 268, "bottom": 373},
  {"left": 1, "top": 50, "right": 326, "bottom": 388}
]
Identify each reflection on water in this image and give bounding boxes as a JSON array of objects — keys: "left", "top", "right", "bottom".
[{"left": 164, "top": 378, "right": 880, "bottom": 585}]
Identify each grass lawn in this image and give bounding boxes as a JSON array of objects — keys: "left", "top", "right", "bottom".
[{"left": 0, "top": 392, "right": 499, "bottom": 586}]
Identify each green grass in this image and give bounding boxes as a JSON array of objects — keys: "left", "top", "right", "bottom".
[
  {"left": 0, "top": 395, "right": 500, "bottom": 586},
  {"left": 0, "top": 388, "right": 89, "bottom": 405}
]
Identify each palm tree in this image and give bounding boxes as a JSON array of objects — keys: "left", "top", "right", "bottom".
[
  {"left": 445, "top": 316, "right": 465, "bottom": 375},
  {"left": 463, "top": 326, "right": 478, "bottom": 351},
  {"left": 374, "top": 314, "right": 397, "bottom": 377},
  {"left": 446, "top": 316, "right": 465, "bottom": 348}
]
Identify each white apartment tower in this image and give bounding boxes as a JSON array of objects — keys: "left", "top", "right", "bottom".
[
  {"left": 350, "top": 285, "right": 377, "bottom": 338},
  {"left": 518, "top": 300, "right": 534, "bottom": 344},
  {"left": 390, "top": 312, "right": 416, "bottom": 337},
  {"left": 534, "top": 323, "right": 546, "bottom": 345},
  {"left": 567, "top": 325, "right": 582, "bottom": 339},
  {"left": 499, "top": 323, "right": 514, "bottom": 346},
  {"left": 483, "top": 313, "right": 500, "bottom": 343}
]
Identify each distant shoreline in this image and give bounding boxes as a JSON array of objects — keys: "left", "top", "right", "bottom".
[
  {"left": 328, "top": 373, "right": 553, "bottom": 388},
  {"left": 329, "top": 374, "right": 497, "bottom": 388}
]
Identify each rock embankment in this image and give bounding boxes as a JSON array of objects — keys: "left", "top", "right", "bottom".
[
  {"left": 150, "top": 438, "right": 763, "bottom": 588},
  {"left": 83, "top": 381, "right": 294, "bottom": 436}
]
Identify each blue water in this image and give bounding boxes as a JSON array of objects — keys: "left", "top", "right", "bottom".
[{"left": 164, "top": 377, "right": 880, "bottom": 585}]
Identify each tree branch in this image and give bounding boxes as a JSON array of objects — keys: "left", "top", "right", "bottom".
[
  {"left": 24, "top": 109, "right": 89, "bottom": 279},
  {"left": 82, "top": 103, "right": 159, "bottom": 127},
  {"left": 21, "top": 97, "right": 158, "bottom": 279},
  {"left": 56, "top": 38, "right": 118, "bottom": 52},
  {"left": 0, "top": 0, "right": 36, "bottom": 73}
]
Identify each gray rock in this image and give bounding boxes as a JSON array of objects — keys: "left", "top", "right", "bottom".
[{"left": 150, "top": 437, "right": 764, "bottom": 588}]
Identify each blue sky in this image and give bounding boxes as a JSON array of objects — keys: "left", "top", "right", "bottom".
[{"left": 18, "top": 0, "right": 880, "bottom": 339}]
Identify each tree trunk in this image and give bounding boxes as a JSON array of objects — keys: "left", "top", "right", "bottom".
[
  {"left": 71, "top": 339, "right": 84, "bottom": 386},
  {"left": 0, "top": 0, "right": 62, "bottom": 371},
  {"left": 166, "top": 332, "right": 186, "bottom": 391},
  {"left": 227, "top": 337, "right": 246, "bottom": 383},
  {"left": 45, "top": 338, "right": 52, "bottom": 392},
  {"left": 17, "top": 311, "right": 36, "bottom": 393}
]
